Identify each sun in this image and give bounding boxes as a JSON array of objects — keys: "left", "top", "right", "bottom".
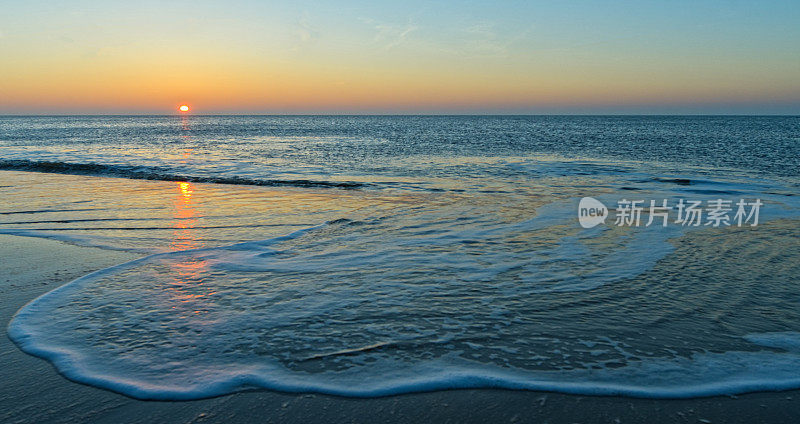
[{"left": 179, "top": 105, "right": 189, "bottom": 112}]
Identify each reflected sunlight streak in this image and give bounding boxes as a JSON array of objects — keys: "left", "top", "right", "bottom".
[{"left": 168, "top": 180, "right": 212, "bottom": 317}]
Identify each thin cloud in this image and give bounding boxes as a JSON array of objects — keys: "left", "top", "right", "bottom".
[
  {"left": 360, "top": 17, "right": 418, "bottom": 50},
  {"left": 296, "top": 11, "right": 320, "bottom": 43},
  {"left": 459, "top": 22, "right": 535, "bottom": 58}
]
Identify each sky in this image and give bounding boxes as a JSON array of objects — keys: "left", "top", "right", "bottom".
[{"left": 1, "top": 0, "right": 798, "bottom": 114}]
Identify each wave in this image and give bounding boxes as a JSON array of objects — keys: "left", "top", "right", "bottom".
[{"left": 0, "top": 159, "right": 368, "bottom": 189}]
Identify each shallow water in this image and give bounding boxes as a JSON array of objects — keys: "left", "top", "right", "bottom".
[{"left": 2, "top": 116, "right": 799, "bottom": 399}]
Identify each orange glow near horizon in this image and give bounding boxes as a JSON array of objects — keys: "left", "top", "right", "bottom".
[{"left": 1, "top": 51, "right": 797, "bottom": 114}]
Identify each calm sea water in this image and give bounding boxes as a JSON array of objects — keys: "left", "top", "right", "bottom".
[{"left": 1, "top": 115, "right": 799, "bottom": 399}]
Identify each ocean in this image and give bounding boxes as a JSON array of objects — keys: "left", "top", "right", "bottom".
[{"left": 1, "top": 115, "right": 799, "bottom": 399}]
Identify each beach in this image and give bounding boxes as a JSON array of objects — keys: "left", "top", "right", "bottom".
[{"left": 2, "top": 233, "right": 800, "bottom": 424}]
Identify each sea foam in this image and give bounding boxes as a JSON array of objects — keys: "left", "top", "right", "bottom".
[{"left": 8, "top": 188, "right": 800, "bottom": 400}]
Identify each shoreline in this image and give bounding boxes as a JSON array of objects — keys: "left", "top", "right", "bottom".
[{"left": 2, "top": 233, "right": 800, "bottom": 423}]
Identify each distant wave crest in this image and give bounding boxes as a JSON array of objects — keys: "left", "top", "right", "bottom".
[{"left": 0, "top": 159, "right": 368, "bottom": 189}]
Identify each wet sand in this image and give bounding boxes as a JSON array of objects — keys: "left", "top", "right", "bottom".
[{"left": 2, "top": 234, "right": 799, "bottom": 424}]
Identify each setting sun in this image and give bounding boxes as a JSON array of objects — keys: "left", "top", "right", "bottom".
[{"left": 179, "top": 105, "right": 189, "bottom": 112}]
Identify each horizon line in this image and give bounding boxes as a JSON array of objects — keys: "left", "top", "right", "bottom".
[{"left": 1, "top": 113, "right": 799, "bottom": 117}]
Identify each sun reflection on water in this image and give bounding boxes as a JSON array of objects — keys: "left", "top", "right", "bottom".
[
  {"left": 168, "top": 180, "right": 212, "bottom": 316},
  {"left": 170, "top": 181, "right": 203, "bottom": 250}
]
